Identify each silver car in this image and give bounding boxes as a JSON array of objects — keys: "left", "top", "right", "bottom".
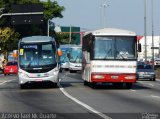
[{"left": 137, "top": 64, "right": 156, "bottom": 81}]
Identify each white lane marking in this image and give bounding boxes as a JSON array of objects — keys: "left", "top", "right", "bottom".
[
  {"left": 130, "top": 89, "right": 136, "bottom": 92},
  {"left": 151, "top": 95, "right": 160, "bottom": 99},
  {"left": 149, "top": 84, "right": 154, "bottom": 87},
  {"left": 0, "top": 79, "right": 16, "bottom": 85},
  {"left": 58, "top": 79, "right": 112, "bottom": 119}
]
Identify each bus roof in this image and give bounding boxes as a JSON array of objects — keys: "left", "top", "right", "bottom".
[
  {"left": 20, "top": 36, "right": 55, "bottom": 43},
  {"left": 60, "top": 44, "right": 74, "bottom": 48},
  {"left": 84, "top": 28, "right": 136, "bottom": 36},
  {"left": 60, "top": 44, "right": 82, "bottom": 48}
]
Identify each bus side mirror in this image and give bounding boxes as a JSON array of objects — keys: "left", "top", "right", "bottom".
[
  {"left": 58, "top": 49, "right": 62, "bottom": 56},
  {"left": 138, "top": 43, "right": 141, "bottom": 52}
]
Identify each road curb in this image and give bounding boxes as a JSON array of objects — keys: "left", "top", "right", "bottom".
[{"left": 156, "top": 79, "right": 160, "bottom": 82}]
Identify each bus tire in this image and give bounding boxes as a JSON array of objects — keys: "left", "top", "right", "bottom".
[
  {"left": 91, "top": 82, "right": 97, "bottom": 88},
  {"left": 84, "top": 81, "right": 88, "bottom": 86},
  {"left": 20, "top": 84, "right": 25, "bottom": 89},
  {"left": 126, "top": 83, "right": 132, "bottom": 89},
  {"left": 70, "top": 70, "right": 76, "bottom": 73},
  {"left": 152, "top": 78, "right": 156, "bottom": 81},
  {"left": 113, "top": 83, "right": 123, "bottom": 89},
  {"left": 53, "top": 83, "right": 58, "bottom": 88}
]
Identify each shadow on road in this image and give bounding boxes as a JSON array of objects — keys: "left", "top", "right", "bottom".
[
  {"left": 0, "top": 81, "right": 58, "bottom": 90},
  {"left": 59, "top": 81, "right": 152, "bottom": 90},
  {"left": 88, "top": 83, "right": 152, "bottom": 90}
]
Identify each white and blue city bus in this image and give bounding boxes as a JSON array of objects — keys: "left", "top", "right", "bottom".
[
  {"left": 18, "top": 36, "right": 62, "bottom": 89},
  {"left": 59, "top": 44, "right": 70, "bottom": 71},
  {"left": 68, "top": 45, "right": 82, "bottom": 73}
]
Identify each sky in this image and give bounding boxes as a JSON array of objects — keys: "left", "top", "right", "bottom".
[{"left": 52, "top": 0, "right": 160, "bottom": 36}]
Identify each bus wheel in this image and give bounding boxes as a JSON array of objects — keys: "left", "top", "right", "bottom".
[
  {"left": 113, "top": 83, "right": 123, "bottom": 89},
  {"left": 70, "top": 70, "right": 76, "bottom": 73},
  {"left": 126, "top": 83, "right": 132, "bottom": 89},
  {"left": 152, "top": 78, "right": 156, "bottom": 81},
  {"left": 20, "top": 84, "right": 25, "bottom": 89},
  {"left": 59, "top": 69, "right": 62, "bottom": 73},
  {"left": 91, "top": 82, "right": 97, "bottom": 88},
  {"left": 84, "top": 81, "right": 88, "bottom": 86},
  {"left": 53, "top": 83, "right": 58, "bottom": 88}
]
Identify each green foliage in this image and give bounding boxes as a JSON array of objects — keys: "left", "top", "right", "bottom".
[
  {"left": 42, "top": 0, "right": 65, "bottom": 20},
  {"left": 0, "top": 0, "right": 65, "bottom": 26},
  {"left": 53, "top": 33, "right": 77, "bottom": 44},
  {"left": 0, "top": 0, "right": 65, "bottom": 50},
  {"left": 0, "top": 27, "right": 20, "bottom": 53}
]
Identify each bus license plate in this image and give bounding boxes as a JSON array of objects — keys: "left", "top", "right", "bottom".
[{"left": 35, "top": 79, "right": 43, "bottom": 82}]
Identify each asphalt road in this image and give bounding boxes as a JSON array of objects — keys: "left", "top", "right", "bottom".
[{"left": 0, "top": 72, "right": 160, "bottom": 119}]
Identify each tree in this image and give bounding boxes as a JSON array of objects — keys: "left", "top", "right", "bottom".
[
  {"left": 0, "top": 0, "right": 65, "bottom": 26},
  {"left": 0, "top": 27, "right": 20, "bottom": 53},
  {"left": 52, "top": 32, "right": 77, "bottom": 44},
  {"left": 0, "top": 0, "right": 65, "bottom": 52}
]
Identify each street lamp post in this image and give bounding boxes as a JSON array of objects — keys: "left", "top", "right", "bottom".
[
  {"left": 102, "top": 4, "right": 107, "bottom": 28},
  {"left": 69, "top": 25, "right": 72, "bottom": 44},
  {"left": 144, "top": 0, "right": 147, "bottom": 63},
  {"left": 151, "top": 0, "right": 154, "bottom": 69},
  {"left": 100, "top": 0, "right": 109, "bottom": 28},
  {"left": 47, "top": 19, "right": 50, "bottom": 36}
]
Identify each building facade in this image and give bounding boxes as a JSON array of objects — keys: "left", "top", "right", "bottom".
[{"left": 138, "top": 36, "right": 160, "bottom": 61}]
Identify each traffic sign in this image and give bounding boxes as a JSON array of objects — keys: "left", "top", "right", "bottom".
[
  {"left": 151, "top": 47, "right": 159, "bottom": 49},
  {"left": 11, "top": 4, "right": 44, "bottom": 25}
]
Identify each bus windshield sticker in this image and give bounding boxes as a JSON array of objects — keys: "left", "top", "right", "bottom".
[
  {"left": 23, "top": 45, "right": 37, "bottom": 49},
  {"left": 20, "top": 49, "right": 24, "bottom": 55}
]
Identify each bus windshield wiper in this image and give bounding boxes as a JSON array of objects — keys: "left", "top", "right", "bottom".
[
  {"left": 104, "top": 49, "right": 111, "bottom": 59},
  {"left": 27, "top": 60, "right": 34, "bottom": 68},
  {"left": 119, "top": 54, "right": 128, "bottom": 60},
  {"left": 71, "top": 56, "right": 80, "bottom": 63},
  {"left": 61, "top": 57, "right": 66, "bottom": 62},
  {"left": 74, "top": 56, "right": 79, "bottom": 63}
]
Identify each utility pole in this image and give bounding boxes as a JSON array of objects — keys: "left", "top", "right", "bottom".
[
  {"left": 69, "top": 25, "right": 72, "bottom": 44},
  {"left": 103, "top": 4, "right": 107, "bottom": 27},
  {"left": 100, "top": 0, "right": 109, "bottom": 28},
  {"left": 47, "top": 19, "right": 50, "bottom": 36},
  {"left": 159, "top": 36, "right": 160, "bottom": 58},
  {"left": 151, "top": 0, "right": 154, "bottom": 68},
  {"left": 144, "top": 0, "right": 147, "bottom": 63}
]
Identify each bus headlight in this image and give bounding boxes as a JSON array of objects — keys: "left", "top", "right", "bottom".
[
  {"left": 19, "top": 72, "right": 29, "bottom": 78},
  {"left": 70, "top": 63, "right": 75, "bottom": 67}
]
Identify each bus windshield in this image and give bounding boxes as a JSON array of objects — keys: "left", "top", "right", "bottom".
[
  {"left": 69, "top": 47, "right": 82, "bottom": 63},
  {"left": 60, "top": 48, "right": 69, "bottom": 63},
  {"left": 19, "top": 42, "right": 56, "bottom": 68},
  {"left": 93, "top": 36, "right": 136, "bottom": 60}
]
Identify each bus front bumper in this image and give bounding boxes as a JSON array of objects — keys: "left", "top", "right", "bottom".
[
  {"left": 18, "top": 72, "right": 59, "bottom": 85},
  {"left": 91, "top": 73, "right": 137, "bottom": 83}
]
